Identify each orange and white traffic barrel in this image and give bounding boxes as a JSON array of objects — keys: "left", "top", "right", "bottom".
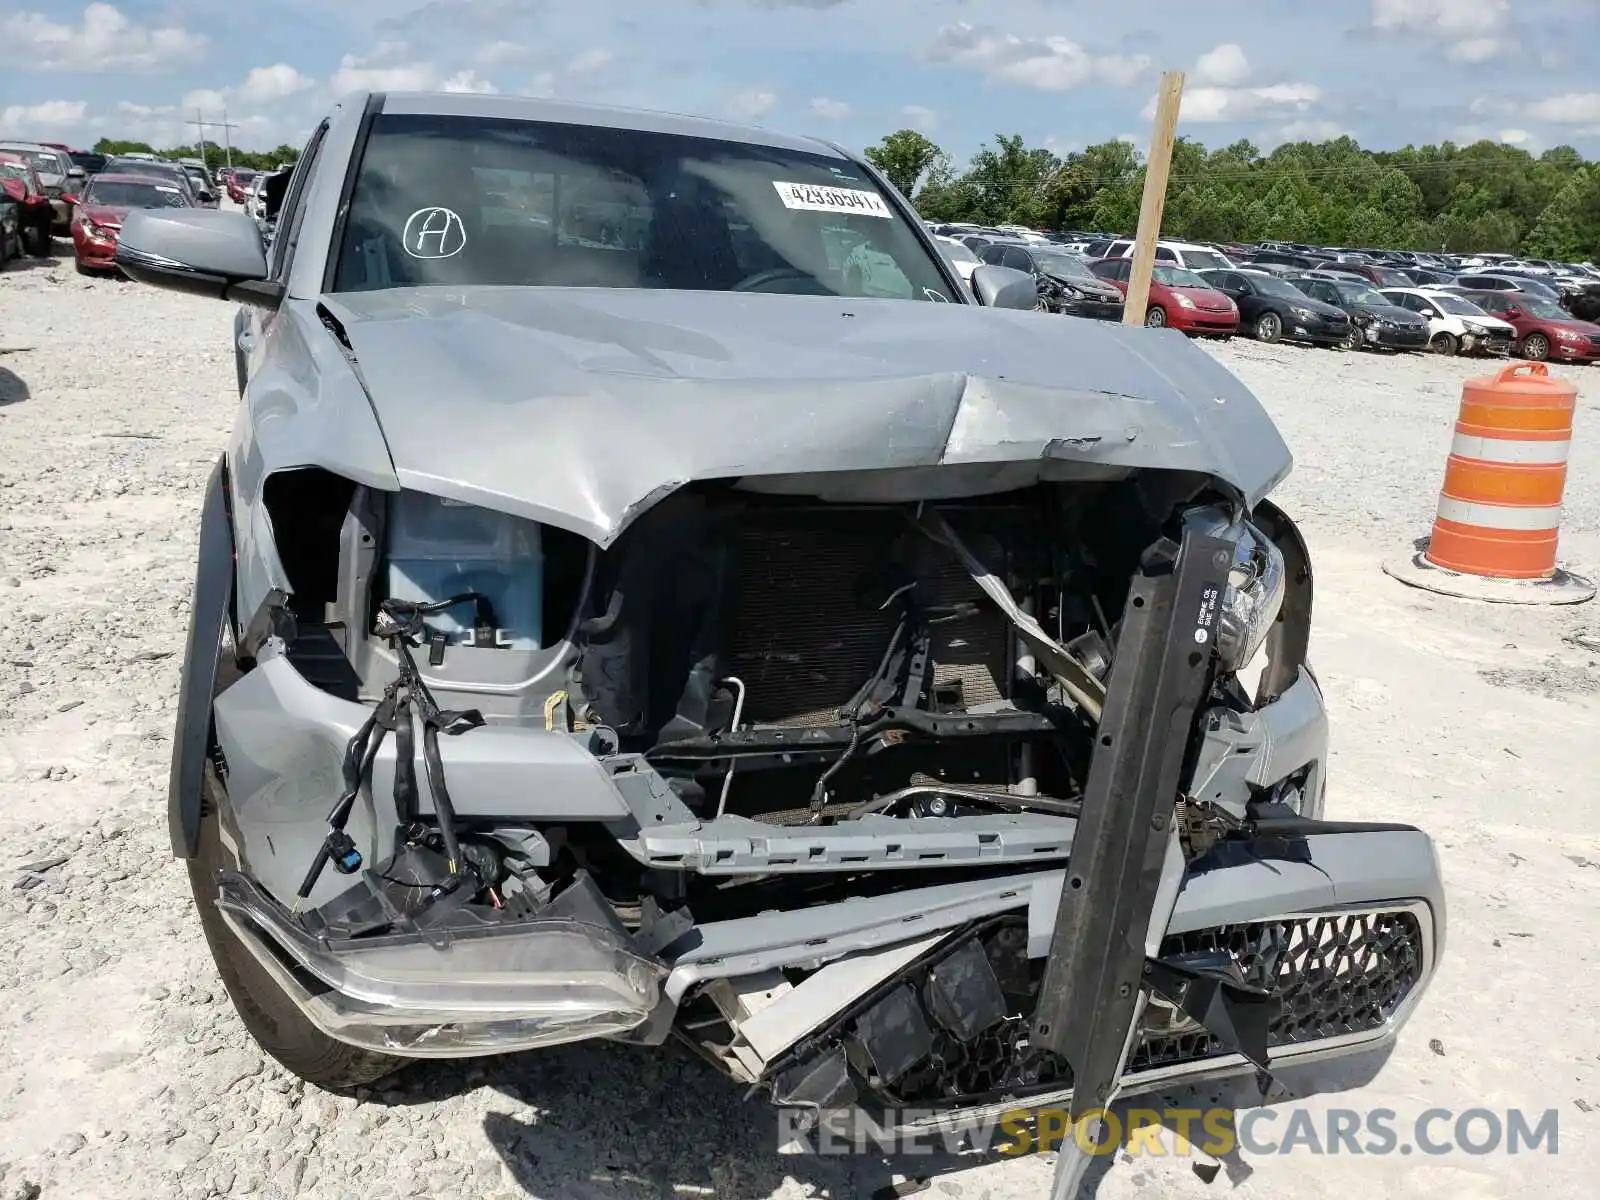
[{"left": 1385, "top": 363, "right": 1594, "bottom": 604}]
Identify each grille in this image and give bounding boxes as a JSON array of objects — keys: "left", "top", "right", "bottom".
[
  {"left": 725, "top": 506, "right": 1013, "bottom": 726},
  {"left": 793, "top": 909, "right": 1425, "bottom": 1111},
  {"left": 1588, "top": 334, "right": 1600, "bottom": 347},
  {"left": 1129, "top": 910, "right": 1425, "bottom": 1071}
]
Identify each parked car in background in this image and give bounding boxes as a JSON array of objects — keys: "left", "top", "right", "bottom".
[
  {"left": 933, "top": 236, "right": 980, "bottom": 288},
  {"left": 1460, "top": 290, "right": 1600, "bottom": 363},
  {"left": 1098, "top": 237, "right": 1238, "bottom": 272},
  {"left": 1288, "top": 275, "right": 1430, "bottom": 351},
  {"left": 1453, "top": 273, "right": 1564, "bottom": 303},
  {"left": 70, "top": 172, "right": 193, "bottom": 274},
  {"left": 69, "top": 151, "right": 107, "bottom": 177},
  {"left": 980, "top": 242, "right": 1124, "bottom": 321},
  {"left": 102, "top": 157, "right": 199, "bottom": 207},
  {"left": 0, "top": 141, "right": 83, "bottom": 234},
  {"left": 0, "top": 153, "right": 55, "bottom": 257},
  {"left": 1242, "top": 248, "right": 1321, "bottom": 270},
  {"left": 1197, "top": 268, "right": 1351, "bottom": 346},
  {"left": 177, "top": 162, "right": 220, "bottom": 207},
  {"left": 226, "top": 168, "right": 260, "bottom": 205},
  {"left": 1378, "top": 287, "right": 1515, "bottom": 356},
  {"left": 1320, "top": 260, "right": 1416, "bottom": 288},
  {"left": 1089, "top": 257, "right": 1239, "bottom": 335}
]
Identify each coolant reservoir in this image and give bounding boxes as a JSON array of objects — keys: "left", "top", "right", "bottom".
[{"left": 385, "top": 491, "right": 543, "bottom": 650}]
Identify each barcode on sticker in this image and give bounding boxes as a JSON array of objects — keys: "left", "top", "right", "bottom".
[{"left": 772, "top": 181, "right": 892, "bottom": 218}]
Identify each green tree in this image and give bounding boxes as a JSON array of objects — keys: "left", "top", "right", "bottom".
[{"left": 863, "top": 129, "right": 945, "bottom": 198}]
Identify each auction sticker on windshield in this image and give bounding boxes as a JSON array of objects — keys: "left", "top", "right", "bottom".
[{"left": 773, "top": 181, "right": 892, "bottom": 218}]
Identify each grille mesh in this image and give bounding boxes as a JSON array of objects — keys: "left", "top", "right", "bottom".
[{"left": 832, "top": 910, "right": 1424, "bottom": 1109}]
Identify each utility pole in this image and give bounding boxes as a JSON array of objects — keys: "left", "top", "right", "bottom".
[
  {"left": 185, "top": 109, "right": 239, "bottom": 170},
  {"left": 1122, "top": 70, "right": 1186, "bottom": 328}
]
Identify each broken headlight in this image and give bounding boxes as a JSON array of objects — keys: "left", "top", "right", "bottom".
[{"left": 1217, "top": 521, "right": 1286, "bottom": 670}]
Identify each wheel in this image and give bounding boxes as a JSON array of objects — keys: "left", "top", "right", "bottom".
[
  {"left": 1521, "top": 333, "right": 1550, "bottom": 362},
  {"left": 1338, "top": 328, "right": 1360, "bottom": 352},
  {"left": 1430, "top": 332, "right": 1459, "bottom": 356},
  {"left": 1145, "top": 306, "right": 1167, "bottom": 328},
  {"left": 1254, "top": 312, "right": 1283, "bottom": 343},
  {"left": 188, "top": 669, "right": 403, "bottom": 1088}
]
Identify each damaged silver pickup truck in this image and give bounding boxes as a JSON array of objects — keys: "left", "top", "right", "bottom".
[{"left": 119, "top": 92, "right": 1443, "bottom": 1176}]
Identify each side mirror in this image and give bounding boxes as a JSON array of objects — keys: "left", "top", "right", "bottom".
[
  {"left": 116, "top": 208, "right": 282, "bottom": 309},
  {"left": 971, "top": 264, "right": 1040, "bottom": 310},
  {"left": 2, "top": 178, "right": 24, "bottom": 204},
  {"left": 1503, "top": 305, "right": 1522, "bottom": 318}
]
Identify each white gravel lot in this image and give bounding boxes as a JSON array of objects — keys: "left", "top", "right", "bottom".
[{"left": 1, "top": 249, "right": 1597, "bottom": 1200}]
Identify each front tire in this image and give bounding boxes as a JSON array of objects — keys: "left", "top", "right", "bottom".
[
  {"left": 1338, "top": 328, "right": 1360, "bottom": 352},
  {"left": 1430, "top": 332, "right": 1459, "bottom": 356},
  {"left": 1522, "top": 333, "right": 1550, "bottom": 361},
  {"left": 189, "top": 760, "right": 404, "bottom": 1090},
  {"left": 1254, "top": 312, "right": 1283, "bottom": 343},
  {"left": 1145, "top": 306, "right": 1167, "bottom": 328}
]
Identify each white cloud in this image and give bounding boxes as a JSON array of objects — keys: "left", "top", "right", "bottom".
[
  {"left": 1371, "top": 0, "right": 1512, "bottom": 62},
  {"left": 441, "top": 69, "right": 497, "bottom": 94},
  {"left": 1277, "top": 119, "right": 1350, "bottom": 143},
  {"left": 0, "top": 3, "right": 205, "bottom": 73},
  {"left": 565, "top": 48, "right": 615, "bottom": 76},
  {"left": 926, "top": 23, "right": 1151, "bottom": 91},
  {"left": 900, "top": 104, "right": 939, "bottom": 133},
  {"left": 237, "top": 64, "right": 315, "bottom": 106},
  {"left": 520, "top": 72, "right": 557, "bottom": 99},
  {"left": 1152, "top": 81, "right": 1322, "bottom": 123},
  {"left": 0, "top": 99, "right": 88, "bottom": 135},
  {"left": 809, "top": 96, "right": 851, "bottom": 121},
  {"left": 331, "top": 51, "right": 442, "bottom": 95},
  {"left": 1497, "top": 128, "right": 1532, "bottom": 145},
  {"left": 726, "top": 88, "right": 778, "bottom": 121},
  {"left": 1193, "top": 43, "right": 1251, "bottom": 87},
  {"left": 1526, "top": 92, "right": 1600, "bottom": 123},
  {"left": 475, "top": 40, "right": 528, "bottom": 65}
]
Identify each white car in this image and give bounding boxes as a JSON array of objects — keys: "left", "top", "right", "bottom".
[
  {"left": 1379, "top": 287, "right": 1516, "bottom": 356},
  {"left": 934, "top": 236, "right": 980, "bottom": 285},
  {"left": 1102, "top": 237, "right": 1238, "bottom": 272}
]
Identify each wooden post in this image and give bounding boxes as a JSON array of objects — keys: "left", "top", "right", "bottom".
[{"left": 1123, "top": 71, "right": 1185, "bottom": 327}]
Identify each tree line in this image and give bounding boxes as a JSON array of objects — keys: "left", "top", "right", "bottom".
[
  {"left": 864, "top": 129, "right": 1600, "bottom": 260},
  {"left": 90, "top": 138, "right": 301, "bottom": 174}
]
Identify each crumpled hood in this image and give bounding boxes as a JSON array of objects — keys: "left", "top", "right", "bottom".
[{"left": 321, "top": 287, "right": 1293, "bottom": 547}]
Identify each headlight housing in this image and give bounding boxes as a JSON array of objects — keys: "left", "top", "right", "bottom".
[
  {"left": 1290, "top": 306, "right": 1316, "bottom": 320},
  {"left": 1218, "top": 521, "right": 1286, "bottom": 669},
  {"left": 1174, "top": 293, "right": 1197, "bottom": 309}
]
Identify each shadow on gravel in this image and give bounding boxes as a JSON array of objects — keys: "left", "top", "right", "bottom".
[
  {"left": 0, "top": 363, "right": 30, "bottom": 407},
  {"left": 359, "top": 1036, "right": 1394, "bottom": 1198}
]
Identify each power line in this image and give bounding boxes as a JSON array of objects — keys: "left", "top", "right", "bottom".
[{"left": 186, "top": 109, "right": 240, "bottom": 170}]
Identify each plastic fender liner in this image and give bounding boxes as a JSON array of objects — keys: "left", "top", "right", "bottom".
[
  {"left": 168, "top": 454, "right": 236, "bottom": 858},
  {"left": 1029, "top": 522, "right": 1234, "bottom": 1119}
]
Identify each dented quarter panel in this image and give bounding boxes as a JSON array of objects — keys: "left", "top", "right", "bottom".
[{"left": 316, "top": 286, "right": 1293, "bottom": 546}]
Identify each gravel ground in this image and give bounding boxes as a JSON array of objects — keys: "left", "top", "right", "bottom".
[{"left": 1, "top": 250, "right": 1597, "bottom": 1200}]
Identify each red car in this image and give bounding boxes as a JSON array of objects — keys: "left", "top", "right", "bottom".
[
  {"left": 1088, "top": 257, "right": 1239, "bottom": 336},
  {"left": 226, "top": 168, "right": 259, "bottom": 205},
  {"left": 70, "top": 172, "right": 192, "bottom": 274},
  {"left": 0, "top": 152, "right": 54, "bottom": 258},
  {"left": 1461, "top": 290, "right": 1600, "bottom": 364}
]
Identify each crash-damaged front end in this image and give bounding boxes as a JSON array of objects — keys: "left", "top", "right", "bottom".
[{"left": 177, "top": 292, "right": 1443, "bottom": 1131}]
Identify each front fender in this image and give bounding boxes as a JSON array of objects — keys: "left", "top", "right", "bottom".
[{"left": 168, "top": 455, "right": 237, "bottom": 858}]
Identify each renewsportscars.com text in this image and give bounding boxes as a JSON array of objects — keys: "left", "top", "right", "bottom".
[{"left": 780, "top": 1106, "right": 1561, "bottom": 1158}]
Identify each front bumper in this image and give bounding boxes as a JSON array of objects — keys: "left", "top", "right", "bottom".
[
  {"left": 1171, "top": 308, "right": 1239, "bottom": 335},
  {"left": 1364, "top": 323, "right": 1429, "bottom": 349},
  {"left": 72, "top": 228, "right": 118, "bottom": 268},
  {"left": 1550, "top": 338, "right": 1600, "bottom": 361},
  {"left": 1059, "top": 298, "right": 1125, "bottom": 322},
  {"left": 1286, "top": 314, "right": 1350, "bottom": 343}
]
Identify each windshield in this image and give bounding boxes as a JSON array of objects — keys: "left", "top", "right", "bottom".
[
  {"left": 1152, "top": 265, "right": 1209, "bottom": 288},
  {"left": 1371, "top": 267, "right": 1412, "bottom": 285},
  {"left": 1337, "top": 283, "right": 1389, "bottom": 305},
  {"left": 1182, "top": 248, "right": 1232, "bottom": 272},
  {"left": 1034, "top": 251, "right": 1095, "bottom": 280},
  {"left": 4, "top": 147, "right": 59, "bottom": 175},
  {"left": 0, "top": 162, "right": 31, "bottom": 186},
  {"left": 83, "top": 179, "right": 190, "bottom": 209},
  {"left": 182, "top": 167, "right": 209, "bottom": 190},
  {"left": 1429, "top": 293, "right": 1486, "bottom": 316},
  {"left": 1251, "top": 274, "right": 1310, "bottom": 299},
  {"left": 333, "top": 113, "right": 955, "bottom": 301},
  {"left": 1512, "top": 278, "right": 1560, "bottom": 299},
  {"left": 1520, "top": 298, "right": 1570, "bottom": 319},
  {"left": 937, "top": 240, "right": 978, "bottom": 264}
]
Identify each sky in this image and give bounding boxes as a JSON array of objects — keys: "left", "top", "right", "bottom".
[{"left": 3, "top": 0, "right": 1600, "bottom": 162}]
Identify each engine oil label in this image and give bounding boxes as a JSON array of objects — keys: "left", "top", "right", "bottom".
[{"left": 1193, "top": 583, "right": 1222, "bottom": 646}]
